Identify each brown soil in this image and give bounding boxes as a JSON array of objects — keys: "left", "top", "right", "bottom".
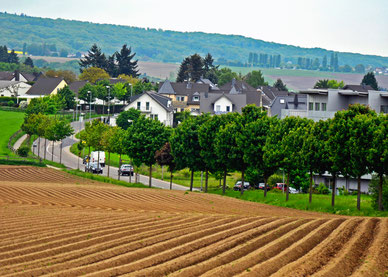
[{"left": 0, "top": 166, "right": 386, "bottom": 277}]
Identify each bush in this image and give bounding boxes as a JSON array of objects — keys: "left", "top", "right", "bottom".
[
  {"left": 268, "top": 174, "right": 283, "bottom": 187},
  {"left": 17, "top": 146, "right": 30, "bottom": 157},
  {"left": 316, "top": 183, "right": 330, "bottom": 194},
  {"left": 8, "top": 100, "right": 14, "bottom": 106},
  {"left": 369, "top": 175, "right": 388, "bottom": 211}
]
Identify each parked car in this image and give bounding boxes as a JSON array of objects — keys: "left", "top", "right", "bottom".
[
  {"left": 90, "top": 151, "right": 105, "bottom": 167},
  {"left": 233, "top": 181, "right": 250, "bottom": 191},
  {"left": 289, "top": 187, "right": 299, "bottom": 194},
  {"left": 274, "top": 183, "right": 287, "bottom": 192},
  {"left": 118, "top": 164, "right": 134, "bottom": 176},
  {"left": 85, "top": 162, "right": 103, "bottom": 174},
  {"left": 257, "top": 183, "right": 271, "bottom": 190}
]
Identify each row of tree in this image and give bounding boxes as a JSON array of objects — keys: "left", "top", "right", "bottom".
[
  {"left": 248, "top": 53, "right": 281, "bottom": 68},
  {"left": 79, "top": 44, "right": 139, "bottom": 78},
  {"left": 79, "top": 105, "right": 387, "bottom": 212}
]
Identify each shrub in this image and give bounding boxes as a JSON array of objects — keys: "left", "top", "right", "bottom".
[
  {"left": 8, "top": 100, "right": 14, "bottom": 106},
  {"left": 268, "top": 174, "right": 283, "bottom": 187},
  {"left": 369, "top": 175, "right": 388, "bottom": 211},
  {"left": 17, "top": 146, "right": 29, "bottom": 157},
  {"left": 316, "top": 183, "right": 330, "bottom": 194}
]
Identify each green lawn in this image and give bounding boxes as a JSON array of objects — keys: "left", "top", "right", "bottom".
[
  {"left": 208, "top": 189, "right": 388, "bottom": 217},
  {"left": 70, "top": 142, "right": 241, "bottom": 188},
  {"left": 0, "top": 110, "right": 25, "bottom": 156}
]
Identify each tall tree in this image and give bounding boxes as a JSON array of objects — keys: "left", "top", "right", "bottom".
[
  {"left": 23, "top": 57, "right": 34, "bottom": 68},
  {"left": 79, "top": 67, "right": 110, "bottom": 83},
  {"left": 125, "top": 116, "right": 170, "bottom": 187},
  {"left": 57, "top": 85, "right": 76, "bottom": 110},
  {"left": 8, "top": 50, "right": 19, "bottom": 64},
  {"left": 115, "top": 44, "right": 139, "bottom": 77},
  {"left": 244, "top": 70, "right": 267, "bottom": 88},
  {"left": 273, "top": 78, "right": 288, "bottom": 91},
  {"left": 361, "top": 72, "right": 378, "bottom": 90},
  {"left": 0, "top": 45, "right": 8, "bottom": 62},
  {"left": 78, "top": 83, "right": 96, "bottom": 104},
  {"left": 188, "top": 53, "right": 204, "bottom": 82},
  {"left": 79, "top": 44, "right": 107, "bottom": 72},
  {"left": 176, "top": 57, "right": 190, "bottom": 82},
  {"left": 155, "top": 142, "right": 176, "bottom": 190},
  {"left": 322, "top": 55, "right": 327, "bottom": 69}
]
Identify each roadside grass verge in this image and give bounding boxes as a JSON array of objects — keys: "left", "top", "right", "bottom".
[
  {"left": 63, "top": 169, "right": 149, "bottom": 188},
  {"left": 208, "top": 188, "right": 388, "bottom": 217},
  {"left": 0, "top": 110, "right": 25, "bottom": 156},
  {"left": 70, "top": 142, "right": 240, "bottom": 188},
  {"left": 0, "top": 158, "right": 46, "bottom": 167}
]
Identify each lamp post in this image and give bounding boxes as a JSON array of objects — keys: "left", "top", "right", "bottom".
[
  {"left": 106, "top": 85, "right": 111, "bottom": 121},
  {"left": 128, "top": 83, "right": 133, "bottom": 104},
  {"left": 88, "top": 90, "right": 92, "bottom": 120}
]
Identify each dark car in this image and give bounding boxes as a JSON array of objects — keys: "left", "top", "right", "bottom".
[
  {"left": 118, "top": 164, "right": 134, "bottom": 176},
  {"left": 257, "top": 183, "right": 271, "bottom": 190},
  {"left": 233, "top": 181, "right": 250, "bottom": 191},
  {"left": 85, "top": 162, "right": 103, "bottom": 174}
]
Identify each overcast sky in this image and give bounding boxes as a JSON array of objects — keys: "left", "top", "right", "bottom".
[{"left": 2, "top": 0, "right": 387, "bottom": 57}]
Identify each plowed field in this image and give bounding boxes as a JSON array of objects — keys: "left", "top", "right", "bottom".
[{"left": 0, "top": 166, "right": 387, "bottom": 276}]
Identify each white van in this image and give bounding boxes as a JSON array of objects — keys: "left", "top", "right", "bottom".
[{"left": 90, "top": 151, "right": 105, "bottom": 167}]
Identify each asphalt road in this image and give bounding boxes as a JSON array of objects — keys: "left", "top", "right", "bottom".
[{"left": 33, "top": 119, "right": 191, "bottom": 191}]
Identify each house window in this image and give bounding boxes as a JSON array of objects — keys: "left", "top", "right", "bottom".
[
  {"left": 151, "top": 114, "right": 158, "bottom": 120},
  {"left": 146, "top": 102, "right": 150, "bottom": 110},
  {"left": 226, "top": 106, "right": 230, "bottom": 112},
  {"left": 381, "top": 105, "right": 388, "bottom": 113},
  {"left": 193, "top": 96, "right": 200, "bottom": 101},
  {"left": 280, "top": 99, "right": 285, "bottom": 104},
  {"left": 180, "top": 108, "right": 185, "bottom": 112},
  {"left": 137, "top": 102, "right": 141, "bottom": 110},
  {"left": 216, "top": 105, "right": 221, "bottom": 112},
  {"left": 322, "top": 103, "right": 327, "bottom": 111},
  {"left": 315, "top": 103, "right": 320, "bottom": 111},
  {"left": 309, "top": 102, "right": 313, "bottom": 110},
  {"left": 177, "top": 96, "right": 185, "bottom": 101}
]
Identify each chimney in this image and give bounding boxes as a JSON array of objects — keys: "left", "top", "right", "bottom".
[
  {"left": 186, "top": 82, "right": 192, "bottom": 89},
  {"left": 14, "top": 70, "right": 20, "bottom": 81}
]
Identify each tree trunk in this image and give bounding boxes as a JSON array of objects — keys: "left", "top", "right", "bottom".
[
  {"left": 107, "top": 152, "right": 110, "bottom": 177},
  {"left": 161, "top": 165, "right": 164, "bottom": 180},
  {"left": 190, "top": 169, "right": 194, "bottom": 191},
  {"left": 222, "top": 169, "right": 227, "bottom": 195},
  {"left": 264, "top": 176, "right": 268, "bottom": 197},
  {"left": 97, "top": 150, "right": 100, "bottom": 171},
  {"left": 149, "top": 164, "right": 152, "bottom": 188},
  {"left": 309, "top": 169, "right": 313, "bottom": 204},
  {"left": 38, "top": 137, "right": 41, "bottom": 158},
  {"left": 118, "top": 154, "right": 121, "bottom": 181},
  {"left": 44, "top": 138, "right": 47, "bottom": 160},
  {"left": 331, "top": 175, "right": 336, "bottom": 207},
  {"left": 51, "top": 141, "right": 54, "bottom": 161},
  {"left": 170, "top": 171, "right": 173, "bottom": 190},
  {"left": 378, "top": 174, "right": 383, "bottom": 211},
  {"left": 240, "top": 169, "right": 245, "bottom": 196},
  {"left": 60, "top": 140, "right": 63, "bottom": 164},
  {"left": 357, "top": 176, "right": 361, "bottom": 210},
  {"left": 286, "top": 171, "right": 290, "bottom": 201},
  {"left": 205, "top": 170, "right": 209, "bottom": 193}
]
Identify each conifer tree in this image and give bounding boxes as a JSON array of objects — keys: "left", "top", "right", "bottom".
[
  {"left": 24, "top": 57, "right": 34, "bottom": 67},
  {"left": 116, "top": 44, "right": 139, "bottom": 77},
  {"left": 79, "top": 44, "right": 107, "bottom": 72},
  {"left": 361, "top": 72, "right": 378, "bottom": 90}
]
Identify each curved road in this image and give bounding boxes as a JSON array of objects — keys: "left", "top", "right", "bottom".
[{"left": 33, "top": 120, "right": 191, "bottom": 191}]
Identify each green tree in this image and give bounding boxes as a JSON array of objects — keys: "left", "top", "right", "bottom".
[
  {"left": 361, "top": 72, "right": 378, "bottom": 90},
  {"left": 115, "top": 44, "right": 139, "bottom": 77},
  {"left": 155, "top": 142, "right": 176, "bottom": 190},
  {"left": 244, "top": 70, "right": 267, "bottom": 88},
  {"left": 101, "top": 126, "right": 118, "bottom": 177},
  {"left": 78, "top": 83, "right": 96, "bottom": 105},
  {"left": 109, "top": 127, "right": 127, "bottom": 180},
  {"left": 79, "top": 44, "right": 107, "bottom": 72},
  {"left": 46, "top": 69, "right": 77, "bottom": 83},
  {"left": 126, "top": 116, "right": 170, "bottom": 187},
  {"left": 216, "top": 68, "right": 239, "bottom": 86},
  {"left": 176, "top": 57, "right": 190, "bottom": 82},
  {"left": 314, "top": 79, "right": 344, "bottom": 89},
  {"left": 23, "top": 57, "right": 34, "bottom": 68},
  {"left": 273, "top": 78, "right": 288, "bottom": 91},
  {"left": 116, "top": 108, "right": 141, "bottom": 130},
  {"left": 170, "top": 115, "right": 208, "bottom": 191},
  {"left": 45, "top": 118, "right": 74, "bottom": 163},
  {"left": 354, "top": 64, "right": 365, "bottom": 73},
  {"left": 112, "top": 82, "right": 128, "bottom": 104},
  {"left": 8, "top": 50, "right": 19, "bottom": 64},
  {"left": 79, "top": 67, "right": 110, "bottom": 83},
  {"left": 57, "top": 85, "right": 76, "bottom": 110}
]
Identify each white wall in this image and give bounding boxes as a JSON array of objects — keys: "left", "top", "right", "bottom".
[
  {"left": 125, "top": 94, "right": 173, "bottom": 126},
  {"left": 214, "top": 96, "right": 233, "bottom": 112},
  {"left": 0, "top": 82, "right": 31, "bottom": 97}
]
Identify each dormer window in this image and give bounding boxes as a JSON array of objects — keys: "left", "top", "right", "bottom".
[{"left": 193, "top": 96, "right": 200, "bottom": 101}]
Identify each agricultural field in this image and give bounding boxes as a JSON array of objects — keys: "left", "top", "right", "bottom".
[
  {"left": 0, "top": 110, "right": 25, "bottom": 156},
  {"left": 0, "top": 165, "right": 387, "bottom": 276}
]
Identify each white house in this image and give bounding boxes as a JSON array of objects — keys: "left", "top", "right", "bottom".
[
  {"left": 0, "top": 81, "right": 32, "bottom": 98},
  {"left": 124, "top": 91, "right": 174, "bottom": 127}
]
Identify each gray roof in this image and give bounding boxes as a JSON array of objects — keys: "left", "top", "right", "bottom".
[
  {"left": 26, "top": 77, "right": 65, "bottom": 96},
  {"left": 196, "top": 78, "right": 219, "bottom": 90},
  {"left": 158, "top": 80, "right": 176, "bottom": 94},
  {"left": 218, "top": 79, "right": 256, "bottom": 93},
  {"left": 200, "top": 92, "right": 249, "bottom": 114},
  {"left": 68, "top": 80, "right": 88, "bottom": 95},
  {"left": 0, "top": 71, "right": 14, "bottom": 81},
  {"left": 130, "top": 91, "right": 173, "bottom": 112},
  {"left": 21, "top": 72, "right": 43, "bottom": 82},
  {"left": 158, "top": 81, "right": 210, "bottom": 95},
  {"left": 343, "top": 84, "right": 374, "bottom": 92}
]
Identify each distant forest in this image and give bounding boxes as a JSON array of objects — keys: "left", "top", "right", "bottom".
[{"left": 1, "top": 12, "right": 388, "bottom": 68}]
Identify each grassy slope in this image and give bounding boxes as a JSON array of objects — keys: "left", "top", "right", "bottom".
[
  {"left": 0, "top": 110, "right": 25, "bottom": 156},
  {"left": 209, "top": 189, "right": 388, "bottom": 217}
]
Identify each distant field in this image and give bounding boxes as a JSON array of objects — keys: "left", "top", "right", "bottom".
[{"left": 0, "top": 110, "right": 24, "bottom": 156}]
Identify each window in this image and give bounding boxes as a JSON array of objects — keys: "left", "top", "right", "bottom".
[
  {"left": 137, "top": 102, "right": 141, "bottom": 110},
  {"left": 150, "top": 114, "right": 159, "bottom": 120},
  {"left": 309, "top": 102, "right": 313, "bottom": 111},
  {"left": 226, "top": 106, "right": 230, "bottom": 112},
  {"left": 322, "top": 103, "right": 327, "bottom": 111},
  {"left": 381, "top": 105, "right": 388, "bottom": 113},
  {"left": 146, "top": 102, "right": 150, "bottom": 110},
  {"left": 176, "top": 96, "right": 185, "bottom": 101},
  {"left": 280, "top": 99, "right": 285, "bottom": 104},
  {"left": 180, "top": 108, "right": 185, "bottom": 112},
  {"left": 216, "top": 105, "right": 221, "bottom": 112},
  {"left": 193, "top": 96, "right": 200, "bottom": 101},
  {"left": 315, "top": 102, "right": 320, "bottom": 111}
]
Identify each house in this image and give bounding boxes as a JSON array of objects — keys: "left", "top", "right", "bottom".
[
  {"left": 0, "top": 81, "right": 31, "bottom": 98},
  {"left": 25, "top": 77, "right": 67, "bottom": 101},
  {"left": 196, "top": 77, "right": 219, "bottom": 91},
  {"left": 269, "top": 92, "right": 308, "bottom": 118},
  {"left": 0, "top": 71, "right": 43, "bottom": 82},
  {"left": 125, "top": 91, "right": 173, "bottom": 126}
]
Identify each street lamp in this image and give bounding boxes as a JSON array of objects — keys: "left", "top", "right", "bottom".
[
  {"left": 128, "top": 83, "right": 133, "bottom": 105},
  {"left": 106, "top": 85, "right": 111, "bottom": 121},
  {"left": 88, "top": 90, "right": 92, "bottom": 120}
]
